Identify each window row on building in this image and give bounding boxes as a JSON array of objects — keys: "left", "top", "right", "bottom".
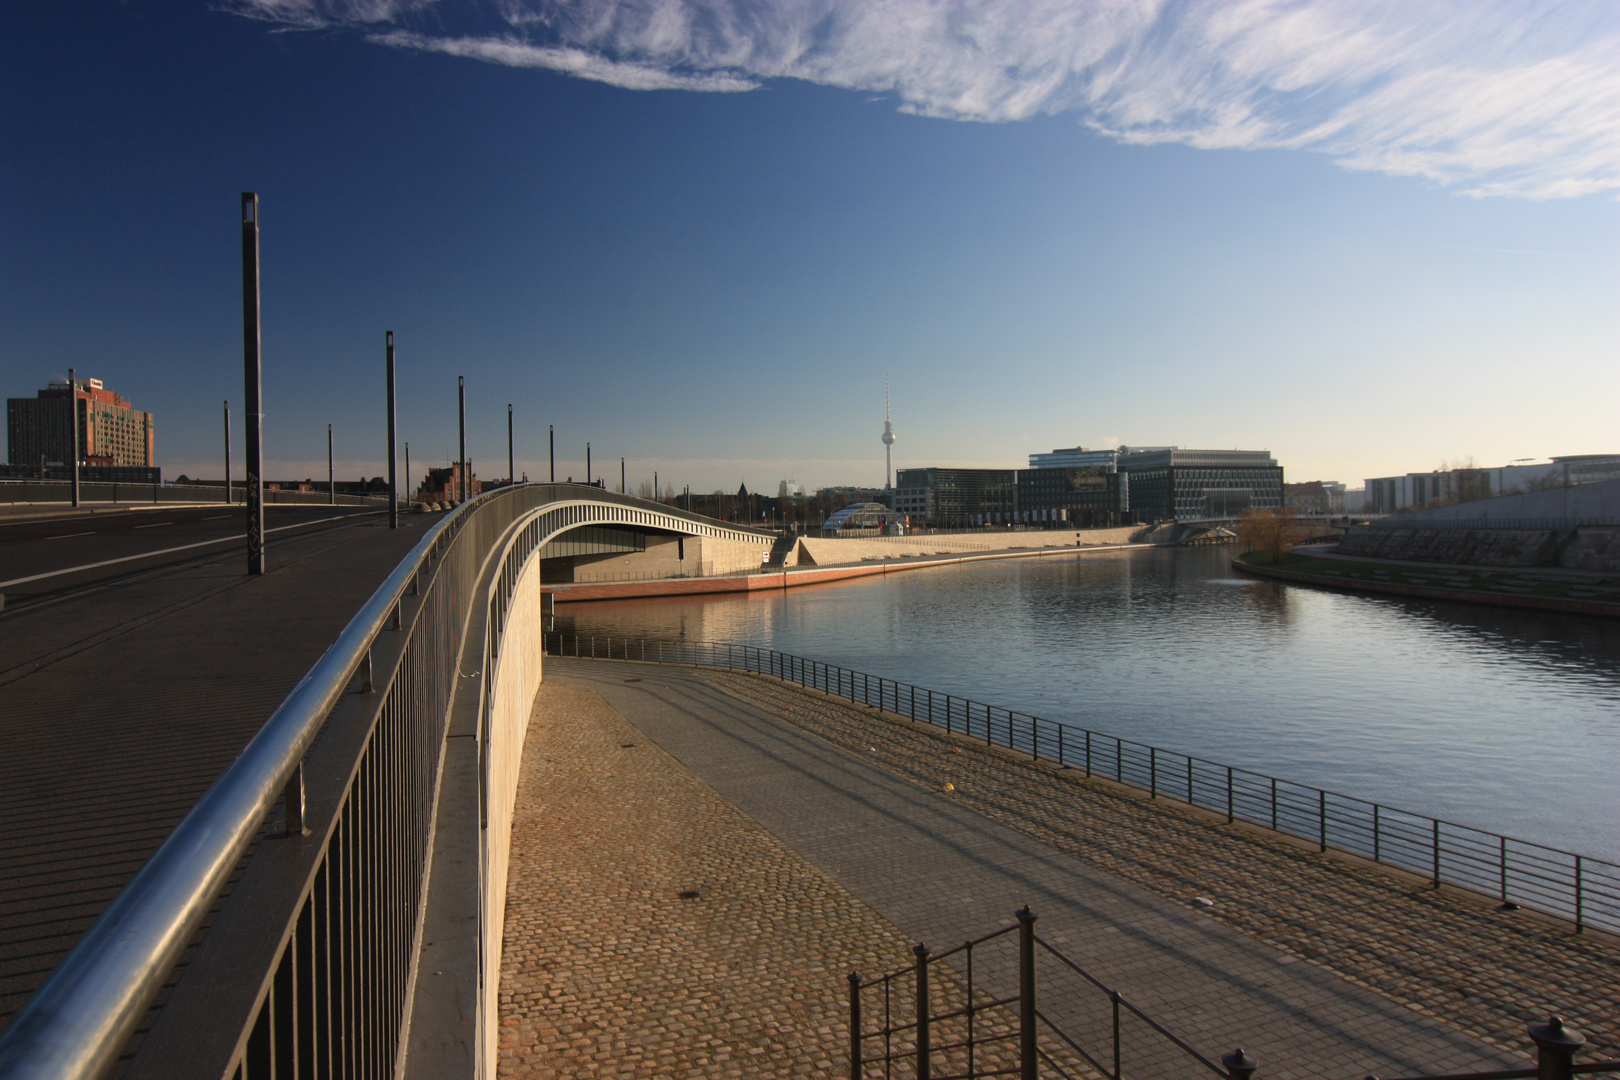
[
  {"left": 1363, "top": 455, "right": 1620, "bottom": 513},
  {"left": 893, "top": 447, "right": 1283, "bottom": 527},
  {"left": 7, "top": 378, "right": 155, "bottom": 470}
]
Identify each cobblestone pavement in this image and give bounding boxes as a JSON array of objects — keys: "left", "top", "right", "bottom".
[
  {"left": 686, "top": 665, "right": 1619, "bottom": 1062},
  {"left": 498, "top": 679, "right": 1091, "bottom": 1079},
  {"left": 538, "top": 660, "right": 1573, "bottom": 1080}
]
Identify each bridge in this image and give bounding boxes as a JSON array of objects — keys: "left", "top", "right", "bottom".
[
  {"left": 0, "top": 485, "right": 771, "bottom": 1078},
  {"left": 0, "top": 485, "right": 1612, "bottom": 1079}
]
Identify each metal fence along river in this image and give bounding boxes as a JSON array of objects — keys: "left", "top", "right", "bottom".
[{"left": 546, "top": 632, "right": 1620, "bottom": 937}]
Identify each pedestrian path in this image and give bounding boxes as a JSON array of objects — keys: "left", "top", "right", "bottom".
[{"left": 499, "top": 659, "right": 1597, "bottom": 1078}]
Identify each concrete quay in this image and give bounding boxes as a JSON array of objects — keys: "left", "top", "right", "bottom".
[
  {"left": 500, "top": 659, "right": 1616, "bottom": 1078},
  {"left": 548, "top": 538, "right": 1152, "bottom": 603}
]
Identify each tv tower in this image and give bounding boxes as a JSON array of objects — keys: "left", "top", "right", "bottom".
[{"left": 881, "top": 376, "right": 897, "bottom": 490}]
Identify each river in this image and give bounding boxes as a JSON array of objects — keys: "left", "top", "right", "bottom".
[{"left": 552, "top": 545, "right": 1620, "bottom": 862}]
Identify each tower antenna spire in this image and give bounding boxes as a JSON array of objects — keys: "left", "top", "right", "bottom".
[{"left": 881, "top": 375, "right": 897, "bottom": 491}]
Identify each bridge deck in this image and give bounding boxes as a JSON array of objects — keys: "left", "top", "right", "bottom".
[{"left": 0, "top": 510, "right": 434, "bottom": 1032}]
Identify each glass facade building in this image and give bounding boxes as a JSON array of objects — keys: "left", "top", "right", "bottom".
[
  {"left": 1117, "top": 448, "right": 1283, "bottom": 522},
  {"left": 1015, "top": 466, "right": 1128, "bottom": 526},
  {"left": 894, "top": 467, "right": 1016, "bottom": 526}
]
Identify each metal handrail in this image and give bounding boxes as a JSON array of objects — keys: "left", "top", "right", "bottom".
[
  {"left": 546, "top": 634, "right": 1620, "bottom": 936},
  {"left": 0, "top": 487, "right": 494, "bottom": 1079},
  {"left": 0, "top": 485, "right": 759, "bottom": 1079}
]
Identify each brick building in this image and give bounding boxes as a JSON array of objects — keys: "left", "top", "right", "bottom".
[{"left": 7, "top": 377, "right": 155, "bottom": 469}]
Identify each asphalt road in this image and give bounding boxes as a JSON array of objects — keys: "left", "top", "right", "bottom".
[{"left": 0, "top": 505, "right": 383, "bottom": 603}]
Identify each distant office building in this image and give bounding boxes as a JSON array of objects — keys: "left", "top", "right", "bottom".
[
  {"left": 417, "top": 462, "right": 480, "bottom": 503},
  {"left": 894, "top": 467, "right": 1016, "bottom": 526},
  {"left": 1283, "top": 481, "right": 1346, "bottom": 515},
  {"left": 1027, "top": 444, "right": 1171, "bottom": 470},
  {"left": 823, "top": 503, "right": 892, "bottom": 532},
  {"left": 778, "top": 480, "right": 805, "bottom": 499},
  {"left": 1364, "top": 455, "right": 1620, "bottom": 513},
  {"left": 8, "top": 376, "right": 155, "bottom": 470},
  {"left": 1015, "top": 466, "right": 1128, "bottom": 526},
  {"left": 1117, "top": 448, "right": 1283, "bottom": 522}
]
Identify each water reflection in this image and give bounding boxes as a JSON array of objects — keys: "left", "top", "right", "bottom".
[{"left": 554, "top": 546, "right": 1620, "bottom": 860}]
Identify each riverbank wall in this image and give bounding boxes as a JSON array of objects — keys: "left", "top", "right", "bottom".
[
  {"left": 787, "top": 525, "right": 1142, "bottom": 566},
  {"left": 1337, "top": 525, "right": 1620, "bottom": 571},
  {"left": 548, "top": 539, "right": 1150, "bottom": 602},
  {"left": 1234, "top": 552, "right": 1620, "bottom": 618}
]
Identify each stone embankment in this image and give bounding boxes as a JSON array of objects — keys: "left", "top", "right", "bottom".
[
  {"left": 1234, "top": 550, "right": 1620, "bottom": 617},
  {"left": 497, "top": 662, "right": 1617, "bottom": 1078},
  {"left": 548, "top": 529, "right": 1150, "bottom": 602},
  {"left": 689, "top": 669, "right": 1618, "bottom": 1065},
  {"left": 1337, "top": 526, "right": 1620, "bottom": 572},
  {"left": 787, "top": 526, "right": 1142, "bottom": 566}
]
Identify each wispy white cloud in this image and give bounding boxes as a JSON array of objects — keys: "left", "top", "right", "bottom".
[
  {"left": 369, "top": 30, "right": 758, "bottom": 90},
  {"left": 228, "top": 0, "right": 1620, "bottom": 199}
]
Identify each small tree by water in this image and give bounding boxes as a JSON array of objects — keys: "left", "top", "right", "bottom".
[{"left": 1238, "top": 507, "right": 1304, "bottom": 563}]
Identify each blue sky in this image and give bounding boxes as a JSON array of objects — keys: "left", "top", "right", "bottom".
[{"left": 2, "top": 0, "right": 1616, "bottom": 492}]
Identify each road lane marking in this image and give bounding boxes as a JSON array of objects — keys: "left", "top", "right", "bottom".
[
  {"left": 134, "top": 521, "right": 173, "bottom": 529},
  {"left": 0, "top": 513, "right": 380, "bottom": 589},
  {"left": 46, "top": 532, "right": 96, "bottom": 539}
]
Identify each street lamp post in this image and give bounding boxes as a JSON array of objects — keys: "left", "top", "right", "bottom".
[
  {"left": 327, "top": 424, "right": 334, "bottom": 505},
  {"left": 508, "top": 403, "right": 514, "bottom": 489},
  {"left": 223, "top": 401, "right": 231, "bottom": 504},
  {"left": 68, "top": 367, "right": 79, "bottom": 508},
  {"left": 386, "top": 331, "right": 397, "bottom": 528},
  {"left": 457, "top": 376, "right": 466, "bottom": 503},
  {"left": 240, "top": 192, "right": 264, "bottom": 575}
]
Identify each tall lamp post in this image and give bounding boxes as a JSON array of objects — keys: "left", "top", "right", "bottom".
[
  {"left": 327, "top": 424, "right": 334, "bottom": 505},
  {"left": 241, "top": 192, "right": 264, "bottom": 575},
  {"left": 507, "top": 403, "right": 514, "bottom": 489},
  {"left": 457, "top": 376, "right": 466, "bottom": 503},
  {"left": 549, "top": 424, "right": 554, "bottom": 483},
  {"left": 386, "top": 331, "right": 397, "bottom": 527},
  {"left": 223, "top": 401, "right": 231, "bottom": 504},
  {"left": 586, "top": 443, "right": 591, "bottom": 486},
  {"left": 68, "top": 367, "right": 80, "bottom": 508}
]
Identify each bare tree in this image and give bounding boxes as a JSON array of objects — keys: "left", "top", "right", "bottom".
[{"left": 1237, "top": 507, "right": 1305, "bottom": 563}]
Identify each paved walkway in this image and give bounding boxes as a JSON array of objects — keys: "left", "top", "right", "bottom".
[
  {"left": 502, "top": 660, "right": 1616, "bottom": 1078},
  {"left": 0, "top": 512, "right": 433, "bottom": 1030}
]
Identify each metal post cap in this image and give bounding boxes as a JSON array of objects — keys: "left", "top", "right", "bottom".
[
  {"left": 1016, "top": 905, "right": 1036, "bottom": 921},
  {"left": 1222, "top": 1048, "right": 1259, "bottom": 1080},
  {"left": 913, "top": 942, "right": 930, "bottom": 958},
  {"left": 848, "top": 971, "right": 862, "bottom": 986},
  {"left": 1528, "top": 1016, "right": 1585, "bottom": 1052}
]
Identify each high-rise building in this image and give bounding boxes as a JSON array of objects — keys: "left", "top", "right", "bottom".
[{"left": 7, "top": 376, "right": 155, "bottom": 469}]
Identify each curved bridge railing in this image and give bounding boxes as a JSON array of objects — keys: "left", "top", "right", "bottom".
[{"left": 0, "top": 485, "right": 770, "bottom": 1080}]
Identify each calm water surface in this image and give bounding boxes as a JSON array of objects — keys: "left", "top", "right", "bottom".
[{"left": 554, "top": 546, "right": 1620, "bottom": 861}]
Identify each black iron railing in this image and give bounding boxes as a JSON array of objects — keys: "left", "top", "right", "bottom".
[
  {"left": 850, "top": 910, "right": 1618, "bottom": 1080},
  {"left": 545, "top": 633, "right": 1620, "bottom": 937},
  {"left": 849, "top": 907, "right": 1253, "bottom": 1080}
]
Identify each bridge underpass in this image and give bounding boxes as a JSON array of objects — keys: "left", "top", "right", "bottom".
[{"left": 0, "top": 486, "right": 771, "bottom": 1078}]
